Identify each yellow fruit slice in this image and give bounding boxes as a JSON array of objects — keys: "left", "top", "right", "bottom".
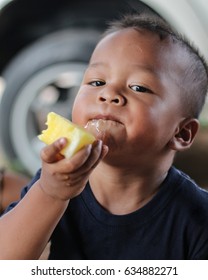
[{"left": 38, "top": 112, "right": 95, "bottom": 158}]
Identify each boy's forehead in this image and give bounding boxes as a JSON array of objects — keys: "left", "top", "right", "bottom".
[
  {"left": 90, "top": 28, "right": 186, "bottom": 69},
  {"left": 90, "top": 28, "right": 163, "bottom": 63},
  {"left": 89, "top": 27, "right": 191, "bottom": 92},
  {"left": 93, "top": 28, "right": 177, "bottom": 58},
  {"left": 96, "top": 28, "right": 162, "bottom": 50}
]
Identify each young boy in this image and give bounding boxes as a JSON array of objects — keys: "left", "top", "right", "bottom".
[{"left": 0, "top": 12, "right": 208, "bottom": 260}]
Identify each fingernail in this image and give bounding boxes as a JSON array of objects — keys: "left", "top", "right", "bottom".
[
  {"left": 59, "top": 137, "right": 67, "bottom": 147},
  {"left": 102, "top": 145, "right": 109, "bottom": 157},
  {"left": 87, "top": 144, "right": 92, "bottom": 153},
  {"left": 103, "top": 145, "right": 109, "bottom": 152},
  {"left": 93, "top": 139, "right": 102, "bottom": 147},
  {"left": 97, "top": 140, "right": 103, "bottom": 149},
  {"left": 59, "top": 137, "right": 65, "bottom": 143}
]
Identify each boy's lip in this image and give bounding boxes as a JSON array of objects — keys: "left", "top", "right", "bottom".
[{"left": 89, "top": 114, "right": 123, "bottom": 124}]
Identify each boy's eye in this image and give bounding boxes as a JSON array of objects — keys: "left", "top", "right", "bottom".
[
  {"left": 130, "top": 85, "right": 152, "bottom": 93},
  {"left": 90, "top": 80, "right": 105, "bottom": 87}
]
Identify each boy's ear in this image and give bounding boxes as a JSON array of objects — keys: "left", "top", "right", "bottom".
[{"left": 168, "top": 118, "right": 199, "bottom": 151}]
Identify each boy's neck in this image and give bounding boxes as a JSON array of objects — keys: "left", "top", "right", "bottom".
[{"left": 89, "top": 162, "right": 168, "bottom": 215}]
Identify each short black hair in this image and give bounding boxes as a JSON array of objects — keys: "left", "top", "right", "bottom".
[{"left": 103, "top": 13, "right": 208, "bottom": 118}]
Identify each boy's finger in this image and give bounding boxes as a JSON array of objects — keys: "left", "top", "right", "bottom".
[
  {"left": 63, "top": 144, "right": 93, "bottom": 171},
  {"left": 71, "top": 140, "right": 104, "bottom": 173},
  {"left": 40, "top": 138, "right": 67, "bottom": 163},
  {"left": 84, "top": 141, "right": 108, "bottom": 171}
]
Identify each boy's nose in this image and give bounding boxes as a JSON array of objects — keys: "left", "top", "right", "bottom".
[{"left": 97, "top": 91, "right": 126, "bottom": 106}]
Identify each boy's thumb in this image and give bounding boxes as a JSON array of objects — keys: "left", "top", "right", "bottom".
[{"left": 40, "top": 137, "right": 67, "bottom": 163}]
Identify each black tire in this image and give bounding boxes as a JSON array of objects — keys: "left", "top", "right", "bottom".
[{"left": 0, "top": 28, "right": 101, "bottom": 175}]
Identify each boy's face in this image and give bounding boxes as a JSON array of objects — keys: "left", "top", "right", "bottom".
[{"left": 72, "top": 28, "right": 186, "bottom": 165}]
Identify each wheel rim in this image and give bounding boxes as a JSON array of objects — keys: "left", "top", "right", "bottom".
[{"left": 10, "top": 62, "right": 87, "bottom": 175}]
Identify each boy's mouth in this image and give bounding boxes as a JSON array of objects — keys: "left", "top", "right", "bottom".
[
  {"left": 84, "top": 116, "right": 124, "bottom": 137},
  {"left": 89, "top": 114, "right": 123, "bottom": 124}
]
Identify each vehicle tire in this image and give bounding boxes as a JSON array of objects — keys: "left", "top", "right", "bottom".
[{"left": 0, "top": 28, "right": 101, "bottom": 175}]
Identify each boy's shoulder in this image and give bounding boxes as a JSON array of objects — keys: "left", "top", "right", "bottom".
[
  {"left": 175, "top": 167, "right": 208, "bottom": 200},
  {"left": 170, "top": 166, "right": 208, "bottom": 219},
  {"left": 170, "top": 166, "right": 208, "bottom": 193}
]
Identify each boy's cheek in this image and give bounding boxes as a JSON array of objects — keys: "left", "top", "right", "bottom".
[
  {"left": 72, "top": 91, "right": 95, "bottom": 123},
  {"left": 71, "top": 98, "right": 88, "bottom": 126}
]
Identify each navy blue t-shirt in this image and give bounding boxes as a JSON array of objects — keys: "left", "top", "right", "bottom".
[{"left": 4, "top": 166, "right": 208, "bottom": 259}]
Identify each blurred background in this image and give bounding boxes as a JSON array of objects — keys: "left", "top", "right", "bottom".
[{"left": 0, "top": 0, "right": 207, "bottom": 188}]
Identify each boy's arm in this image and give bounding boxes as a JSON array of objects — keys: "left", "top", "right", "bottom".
[
  {"left": 0, "top": 180, "right": 69, "bottom": 259},
  {"left": 0, "top": 138, "right": 107, "bottom": 259}
]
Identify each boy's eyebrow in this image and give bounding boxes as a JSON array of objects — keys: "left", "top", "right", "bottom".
[
  {"left": 88, "top": 61, "right": 159, "bottom": 75},
  {"left": 88, "top": 62, "right": 107, "bottom": 68}
]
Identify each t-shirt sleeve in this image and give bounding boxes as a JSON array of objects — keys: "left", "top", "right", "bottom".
[
  {"left": 188, "top": 190, "right": 208, "bottom": 260},
  {"left": 190, "top": 223, "right": 208, "bottom": 260},
  {"left": 1, "top": 169, "right": 41, "bottom": 215}
]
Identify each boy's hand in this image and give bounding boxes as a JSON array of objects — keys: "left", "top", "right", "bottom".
[{"left": 39, "top": 137, "right": 108, "bottom": 201}]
